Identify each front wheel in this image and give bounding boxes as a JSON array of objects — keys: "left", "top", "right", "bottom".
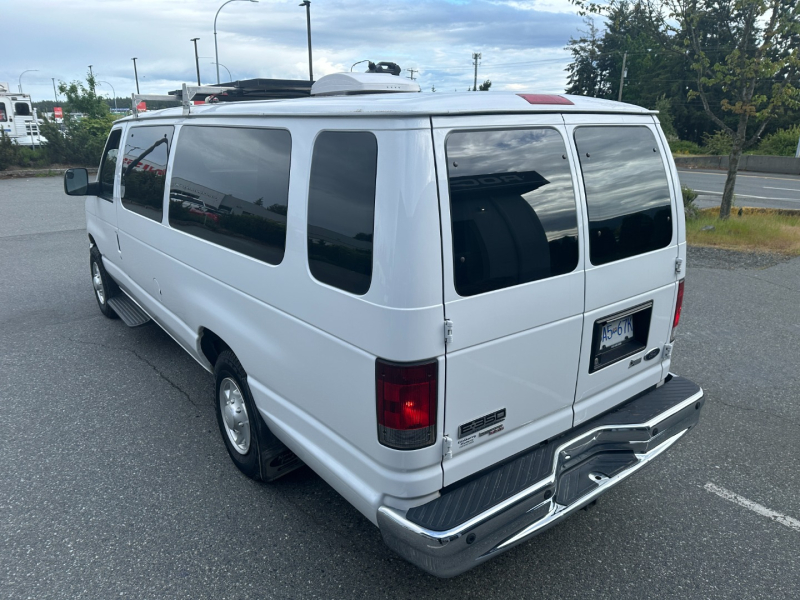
[{"left": 89, "top": 246, "right": 119, "bottom": 319}]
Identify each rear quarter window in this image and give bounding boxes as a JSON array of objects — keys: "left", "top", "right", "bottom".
[
  {"left": 446, "top": 128, "right": 580, "bottom": 297},
  {"left": 307, "top": 131, "right": 377, "bottom": 295},
  {"left": 574, "top": 126, "right": 673, "bottom": 265}
]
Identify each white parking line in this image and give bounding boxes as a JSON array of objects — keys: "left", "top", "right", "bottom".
[
  {"left": 764, "top": 186, "right": 799, "bottom": 192},
  {"left": 704, "top": 483, "right": 800, "bottom": 532}
]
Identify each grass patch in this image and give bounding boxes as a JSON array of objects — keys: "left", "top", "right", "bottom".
[{"left": 687, "top": 208, "right": 800, "bottom": 256}]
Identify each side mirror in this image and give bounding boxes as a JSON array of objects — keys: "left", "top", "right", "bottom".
[{"left": 64, "top": 168, "right": 89, "bottom": 195}]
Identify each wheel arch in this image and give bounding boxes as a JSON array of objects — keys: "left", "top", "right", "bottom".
[{"left": 200, "top": 327, "right": 231, "bottom": 368}]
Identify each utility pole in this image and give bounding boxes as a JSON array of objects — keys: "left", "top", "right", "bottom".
[
  {"left": 88, "top": 65, "right": 94, "bottom": 80},
  {"left": 617, "top": 51, "right": 628, "bottom": 102},
  {"left": 191, "top": 38, "right": 201, "bottom": 85},
  {"left": 407, "top": 69, "right": 418, "bottom": 81},
  {"left": 132, "top": 58, "right": 140, "bottom": 94},
  {"left": 300, "top": 1, "right": 313, "bottom": 81},
  {"left": 52, "top": 78, "right": 58, "bottom": 103},
  {"left": 472, "top": 52, "right": 481, "bottom": 91}
]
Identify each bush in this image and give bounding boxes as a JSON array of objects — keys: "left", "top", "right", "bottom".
[
  {"left": 0, "top": 132, "right": 15, "bottom": 171},
  {"left": 682, "top": 185, "right": 699, "bottom": 219},
  {"left": 40, "top": 113, "right": 118, "bottom": 166},
  {"left": 0, "top": 131, "right": 49, "bottom": 171},
  {"left": 756, "top": 125, "right": 800, "bottom": 156},
  {"left": 669, "top": 139, "right": 703, "bottom": 154},
  {"left": 701, "top": 130, "right": 734, "bottom": 155}
]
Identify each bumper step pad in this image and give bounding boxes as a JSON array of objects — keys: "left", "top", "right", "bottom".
[
  {"left": 407, "top": 376, "right": 701, "bottom": 532},
  {"left": 107, "top": 294, "right": 151, "bottom": 327}
]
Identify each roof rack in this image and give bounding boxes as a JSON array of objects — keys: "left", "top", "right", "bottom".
[{"left": 132, "top": 83, "right": 237, "bottom": 118}]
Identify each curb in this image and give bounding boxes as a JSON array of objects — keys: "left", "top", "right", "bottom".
[{"left": 0, "top": 167, "right": 97, "bottom": 180}]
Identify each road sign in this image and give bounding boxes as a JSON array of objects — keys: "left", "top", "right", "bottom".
[{"left": 53, "top": 107, "right": 63, "bottom": 119}]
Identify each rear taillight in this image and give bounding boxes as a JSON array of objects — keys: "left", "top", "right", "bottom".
[
  {"left": 376, "top": 358, "right": 437, "bottom": 450},
  {"left": 671, "top": 279, "right": 685, "bottom": 341}
]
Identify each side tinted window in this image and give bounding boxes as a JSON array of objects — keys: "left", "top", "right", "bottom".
[
  {"left": 446, "top": 128, "right": 580, "bottom": 297},
  {"left": 15, "top": 103, "right": 31, "bottom": 116},
  {"left": 307, "top": 131, "right": 377, "bottom": 295},
  {"left": 575, "top": 126, "right": 673, "bottom": 265},
  {"left": 98, "top": 129, "right": 122, "bottom": 199},
  {"left": 0, "top": 103, "right": 7, "bottom": 122},
  {"left": 121, "top": 126, "right": 173, "bottom": 222},
  {"left": 169, "top": 126, "right": 292, "bottom": 265}
]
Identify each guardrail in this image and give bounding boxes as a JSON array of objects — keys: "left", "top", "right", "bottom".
[{"left": 674, "top": 155, "right": 800, "bottom": 176}]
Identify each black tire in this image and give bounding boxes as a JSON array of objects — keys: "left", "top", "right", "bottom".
[
  {"left": 214, "top": 350, "right": 302, "bottom": 482},
  {"left": 89, "top": 246, "right": 119, "bottom": 319}
]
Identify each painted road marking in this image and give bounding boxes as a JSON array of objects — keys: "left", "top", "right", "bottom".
[
  {"left": 704, "top": 483, "right": 800, "bottom": 533},
  {"left": 693, "top": 189, "right": 799, "bottom": 201},
  {"left": 678, "top": 170, "right": 800, "bottom": 184},
  {"left": 764, "top": 186, "right": 799, "bottom": 192}
]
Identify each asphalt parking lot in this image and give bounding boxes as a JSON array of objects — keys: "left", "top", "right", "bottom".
[{"left": 1, "top": 177, "right": 798, "bottom": 599}]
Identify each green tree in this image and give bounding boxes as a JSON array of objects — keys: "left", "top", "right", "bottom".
[
  {"left": 478, "top": 79, "right": 492, "bottom": 91},
  {"left": 571, "top": 0, "right": 800, "bottom": 219},
  {"left": 57, "top": 71, "right": 110, "bottom": 119},
  {"left": 566, "top": 18, "right": 609, "bottom": 97},
  {"left": 38, "top": 71, "right": 120, "bottom": 166},
  {"left": 679, "top": 0, "right": 800, "bottom": 218}
]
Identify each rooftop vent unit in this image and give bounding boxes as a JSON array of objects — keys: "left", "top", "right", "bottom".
[{"left": 311, "top": 73, "right": 421, "bottom": 97}]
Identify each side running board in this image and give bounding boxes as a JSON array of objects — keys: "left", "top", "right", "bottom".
[{"left": 107, "top": 294, "right": 151, "bottom": 327}]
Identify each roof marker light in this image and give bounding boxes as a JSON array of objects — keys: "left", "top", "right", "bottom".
[{"left": 517, "top": 94, "right": 574, "bottom": 105}]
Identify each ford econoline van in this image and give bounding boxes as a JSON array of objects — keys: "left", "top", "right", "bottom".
[{"left": 63, "top": 73, "right": 704, "bottom": 577}]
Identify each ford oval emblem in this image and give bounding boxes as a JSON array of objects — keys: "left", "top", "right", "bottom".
[{"left": 644, "top": 348, "right": 660, "bottom": 361}]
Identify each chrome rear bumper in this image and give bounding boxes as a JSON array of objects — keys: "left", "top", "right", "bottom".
[{"left": 378, "top": 375, "right": 704, "bottom": 578}]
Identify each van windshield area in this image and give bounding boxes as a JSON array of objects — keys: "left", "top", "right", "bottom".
[
  {"left": 575, "top": 126, "right": 673, "bottom": 265},
  {"left": 446, "top": 128, "right": 580, "bottom": 297}
]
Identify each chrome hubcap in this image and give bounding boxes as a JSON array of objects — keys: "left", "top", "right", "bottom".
[
  {"left": 92, "top": 262, "right": 105, "bottom": 305},
  {"left": 219, "top": 377, "right": 250, "bottom": 454}
]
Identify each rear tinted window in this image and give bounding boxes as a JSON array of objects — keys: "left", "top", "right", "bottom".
[
  {"left": 446, "top": 128, "right": 580, "bottom": 297},
  {"left": 575, "top": 126, "right": 673, "bottom": 265},
  {"left": 307, "top": 131, "right": 377, "bottom": 295},
  {"left": 168, "top": 126, "right": 292, "bottom": 265},
  {"left": 121, "top": 126, "right": 174, "bottom": 222}
]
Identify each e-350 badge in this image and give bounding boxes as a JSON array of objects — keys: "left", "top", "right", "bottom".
[{"left": 458, "top": 409, "right": 506, "bottom": 439}]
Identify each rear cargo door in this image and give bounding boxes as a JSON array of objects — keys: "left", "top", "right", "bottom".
[
  {"left": 563, "top": 114, "right": 680, "bottom": 425},
  {"left": 432, "top": 115, "right": 587, "bottom": 487}
]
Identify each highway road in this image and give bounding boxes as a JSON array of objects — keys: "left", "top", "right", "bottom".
[
  {"left": 2, "top": 177, "right": 799, "bottom": 599},
  {"left": 678, "top": 168, "right": 800, "bottom": 210}
]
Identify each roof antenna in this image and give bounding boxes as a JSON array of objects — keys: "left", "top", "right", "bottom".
[{"left": 366, "top": 61, "right": 402, "bottom": 76}]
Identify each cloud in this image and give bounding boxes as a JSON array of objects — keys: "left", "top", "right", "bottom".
[{"left": 2, "top": 0, "right": 581, "bottom": 101}]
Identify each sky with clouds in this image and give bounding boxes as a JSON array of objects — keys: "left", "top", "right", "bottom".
[{"left": 2, "top": 0, "right": 587, "bottom": 103}]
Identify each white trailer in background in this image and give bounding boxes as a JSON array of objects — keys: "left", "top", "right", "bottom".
[{"left": 0, "top": 82, "right": 46, "bottom": 147}]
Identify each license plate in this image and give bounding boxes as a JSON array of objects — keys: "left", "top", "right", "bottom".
[{"left": 599, "top": 315, "right": 634, "bottom": 349}]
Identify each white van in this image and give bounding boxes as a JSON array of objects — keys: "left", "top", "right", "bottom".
[{"left": 64, "top": 73, "right": 704, "bottom": 577}]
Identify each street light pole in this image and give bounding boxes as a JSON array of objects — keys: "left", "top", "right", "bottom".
[
  {"left": 18, "top": 69, "right": 38, "bottom": 93},
  {"left": 132, "top": 58, "right": 140, "bottom": 94},
  {"left": 52, "top": 78, "right": 59, "bottom": 103},
  {"left": 300, "top": 1, "right": 313, "bottom": 81},
  {"left": 98, "top": 81, "right": 117, "bottom": 110},
  {"left": 212, "top": 62, "right": 233, "bottom": 82},
  {"left": 214, "top": 0, "right": 259, "bottom": 85},
  {"left": 191, "top": 38, "right": 201, "bottom": 85}
]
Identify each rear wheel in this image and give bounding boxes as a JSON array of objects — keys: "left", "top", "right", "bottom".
[
  {"left": 89, "top": 246, "right": 118, "bottom": 319},
  {"left": 214, "top": 350, "right": 302, "bottom": 481}
]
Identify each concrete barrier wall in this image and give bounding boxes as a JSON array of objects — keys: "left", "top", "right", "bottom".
[{"left": 674, "top": 155, "right": 800, "bottom": 175}]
